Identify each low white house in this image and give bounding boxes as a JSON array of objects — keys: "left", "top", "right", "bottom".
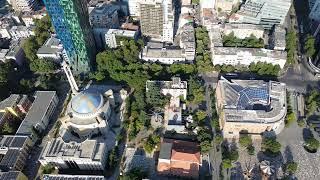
[
  {"left": 36, "top": 36, "right": 63, "bottom": 62},
  {"left": 140, "top": 42, "right": 190, "bottom": 64},
  {"left": 212, "top": 47, "right": 287, "bottom": 68},
  {"left": 105, "top": 29, "right": 138, "bottom": 48}
]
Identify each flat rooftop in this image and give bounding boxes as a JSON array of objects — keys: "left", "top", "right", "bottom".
[
  {"left": 213, "top": 47, "right": 287, "bottom": 59},
  {"left": 0, "top": 94, "right": 20, "bottom": 110},
  {"left": 43, "top": 174, "right": 105, "bottom": 180},
  {"left": 16, "top": 91, "right": 57, "bottom": 136},
  {"left": 40, "top": 137, "right": 106, "bottom": 161}
]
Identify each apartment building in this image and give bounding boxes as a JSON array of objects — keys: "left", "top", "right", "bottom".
[
  {"left": 139, "top": 0, "right": 174, "bottom": 42},
  {"left": 11, "top": 0, "right": 38, "bottom": 12}
]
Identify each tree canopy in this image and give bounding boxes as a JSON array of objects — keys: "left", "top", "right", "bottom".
[
  {"left": 223, "top": 33, "right": 264, "bottom": 48},
  {"left": 304, "top": 35, "right": 316, "bottom": 58},
  {"left": 285, "top": 31, "right": 297, "bottom": 64},
  {"left": 262, "top": 137, "right": 281, "bottom": 155}
]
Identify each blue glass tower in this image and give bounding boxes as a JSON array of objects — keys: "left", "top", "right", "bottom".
[{"left": 43, "top": 0, "right": 96, "bottom": 74}]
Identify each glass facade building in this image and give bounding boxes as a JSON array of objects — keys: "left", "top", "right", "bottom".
[{"left": 43, "top": 0, "right": 96, "bottom": 74}]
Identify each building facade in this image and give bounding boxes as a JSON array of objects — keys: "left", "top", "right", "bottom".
[
  {"left": 212, "top": 47, "right": 287, "bottom": 68},
  {"left": 216, "top": 77, "right": 287, "bottom": 138},
  {"left": 105, "top": 29, "right": 138, "bottom": 48},
  {"left": 139, "top": 0, "right": 174, "bottom": 42},
  {"left": 43, "top": 0, "right": 96, "bottom": 74},
  {"left": 39, "top": 138, "right": 107, "bottom": 170},
  {"left": 230, "top": 0, "right": 292, "bottom": 29}
]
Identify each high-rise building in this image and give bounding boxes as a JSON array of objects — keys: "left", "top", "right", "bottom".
[
  {"left": 11, "top": 0, "right": 38, "bottom": 12},
  {"left": 139, "top": 0, "right": 174, "bottom": 42},
  {"left": 43, "top": 0, "right": 96, "bottom": 74},
  {"left": 229, "top": 0, "right": 292, "bottom": 29}
]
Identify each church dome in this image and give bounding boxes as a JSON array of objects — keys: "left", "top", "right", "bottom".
[{"left": 71, "top": 91, "right": 104, "bottom": 116}]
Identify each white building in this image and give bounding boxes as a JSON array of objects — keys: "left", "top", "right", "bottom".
[
  {"left": 139, "top": 0, "right": 175, "bottom": 43},
  {"left": 140, "top": 42, "right": 188, "bottom": 64},
  {"left": 127, "top": 0, "right": 139, "bottom": 16},
  {"left": 146, "top": 77, "right": 188, "bottom": 133},
  {"left": 9, "top": 26, "right": 34, "bottom": 40},
  {"left": 5, "top": 39, "right": 26, "bottom": 66},
  {"left": 179, "top": 24, "right": 195, "bottom": 61},
  {"left": 36, "top": 36, "right": 63, "bottom": 62},
  {"left": 212, "top": 47, "right": 287, "bottom": 68},
  {"left": 11, "top": 0, "right": 38, "bottom": 12},
  {"left": 20, "top": 9, "right": 46, "bottom": 27},
  {"left": 105, "top": 29, "right": 138, "bottom": 48},
  {"left": 0, "top": 16, "right": 15, "bottom": 39},
  {"left": 200, "top": 0, "right": 215, "bottom": 9},
  {"left": 215, "top": 0, "right": 240, "bottom": 12},
  {"left": 222, "top": 23, "right": 265, "bottom": 39},
  {"left": 229, "top": 0, "right": 292, "bottom": 29},
  {"left": 39, "top": 137, "right": 107, "bottom": 170},
  {"left": 16, "top": 91, "right": 58, "bottom": 141},
  {"left": 43, "top": 174, "right": 105, "bottom": 180}
]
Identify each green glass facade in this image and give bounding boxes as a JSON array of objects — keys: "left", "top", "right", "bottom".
[{"left": 44, "top": 0, "right": 96, "bottom": 74}]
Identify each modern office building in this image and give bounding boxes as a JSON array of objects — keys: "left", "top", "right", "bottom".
[
  {"left": 16, "top": 91, "right": 58, "bottom": 141},
  {"left": 39, "top": 137, "right": 107, "bottom": 170},
  {"left": 0, "top": 135, "right": 32, "bottom": 171},
  {"left": 157, "top": 138, "right": 201, "bottom": 179},
  {"left": 215, "top": 77, "right": 287, "bottom": 138},
  {"left": 229, "top": 0, "right": 292, "bottom": 29},
  {"left": 139, "top": 0, "right": 174, "bottom": 42},
  {"left": 43, "top": 0, "right": 96, "bottom": 74},
  {"left": 212, "top": 47, "right": 287, "bottom": 68},
  {"left": 11, "top": 0, "right": 38, "bottom": 12}
]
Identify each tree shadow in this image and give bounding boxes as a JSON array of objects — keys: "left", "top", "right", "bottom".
[
  {"left": 230, "top": 162, "right": 244, "bottom": 180},
  {"left": 302, "top": 128, "right": 313, "bottom": 141},
  {"left": 284, "top": 146, "right": 294, "bottom": 163}
]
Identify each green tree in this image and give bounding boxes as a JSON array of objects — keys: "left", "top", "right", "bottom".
[
  {"left": 247, "top": 145, "right": 255, "bottom": 155},
  {"left": 304, "top": 137, "right": 320, "bottom": 151},
  {"left": 29, "top": 59, "right": 59, "bottom": 73},
  {"left": 0, "top": 61, "right": 15, "bottom": 84},
  {"left": 196, "top": 110, "right": 207, "bottom": 121},
  {"left": 120, "top": 168, "right": 148, "bottom": 180},
  {"left": 239, "top": 134, "right": 252, "bottom": 148},
  {"left": 146, "top": 82, "right": 166, "bottom": 107},
  {"left": 286, "top": 31, "right": 297, "bottom": 64},
  {"left": 1, "top": 122, "right": 14, "bottom": 134},
  {"left": 143, "top": 134, "right": 160, "bottom": 153},
  {"left": 107, "top": 146, "right": 119, "bottom": 169},
  {"left": 262, "top": 137, "right": 281, "bottom": 155},
  {"left": 285, "top": 161, "right": 298, "bottom": 174},
  {"left": 305, "top": 35, "right": 316, "bottom": 58}
]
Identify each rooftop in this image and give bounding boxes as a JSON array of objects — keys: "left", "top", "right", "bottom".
[
  {"left": 146, "top": 77, "right": 187, "bottom": 91},
  {"left": 43, "top": 174, "right": 105, "bottom": 180},
  {"left": 107, "top": 29, "right": 137, "bottom": 37},
  {"left": 16, "top": 91, "right": 57, "bottom": 136},
  {"left": 213, "top": 47, "right": 287, "bottom": 59},
  {"left": 273, "top": 25, "right": 286, "bottom": 48},
  {"left": 41, "top": 137, "right": 106, "bottom": 161},
  {"left": 218, "top": 77, "right": 287, "bottom": 123},
  {"left": 89, "top": 3, "right": 118, "bottom": 16},
  {"left": 0, "top": 171, "right": 24, "bottom": 180},
  {"left": 37, "top": 36, "right": 63, "bottom": 55},
  {"left": 0, "top": 135, "right": 29, "bottom": 149},
  {"left": 223, "top": 23, "right": 264, "bottom": 31},
  {"left": 0, "top": 94, "right": 21, "bottom": 110}
]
